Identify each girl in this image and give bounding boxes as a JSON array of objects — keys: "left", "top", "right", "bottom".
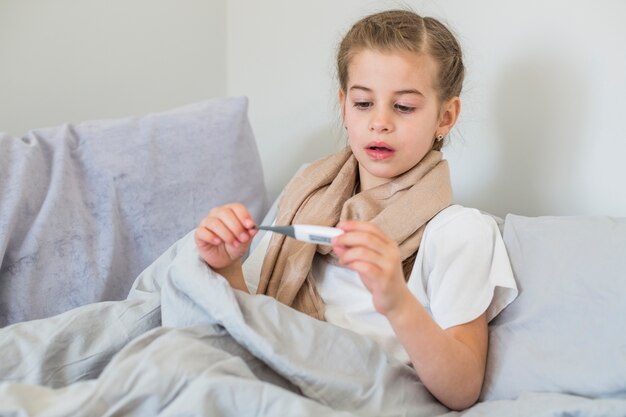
[{"left": 194, "top": 9, "right": 517, "bottom": 411}]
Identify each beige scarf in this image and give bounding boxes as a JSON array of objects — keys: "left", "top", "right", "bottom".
[{"left": 256, "top": 146, "right": 452, "bottom": 320}]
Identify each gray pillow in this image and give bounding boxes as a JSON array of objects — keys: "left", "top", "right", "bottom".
[
  {"left": 0, "top": 96, "right": 269, "bottom": 326},
  {"left": 481, "top": 214, "right": 626, "bottom": 400}
]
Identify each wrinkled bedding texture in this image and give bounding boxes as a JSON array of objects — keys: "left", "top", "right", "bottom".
[{"left": 1, "top": 231, "right": 625, "bottom": 417}]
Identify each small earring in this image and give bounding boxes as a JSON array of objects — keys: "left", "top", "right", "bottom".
[{"left": 436, "top": 134, "right": 444, "bottom": 142}]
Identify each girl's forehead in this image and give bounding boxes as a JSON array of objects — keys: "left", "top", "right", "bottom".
[{"left": 347, "top": 49, "right": 438, "bottom": 94}]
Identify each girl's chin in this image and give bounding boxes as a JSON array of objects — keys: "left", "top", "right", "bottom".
[{"left": 360, "top": 164, "right": 403, "bottom": 181}]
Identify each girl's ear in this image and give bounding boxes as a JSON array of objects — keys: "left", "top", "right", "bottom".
[
  {"left": 338, "top": 89, "right": 347, "bottom": 126},
  {"left": 438, "top": 96, "right": 461, "bottom": 135}
]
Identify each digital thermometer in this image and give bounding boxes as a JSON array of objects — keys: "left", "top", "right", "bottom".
[{"left": 254, "top": 224, "right": 344, "bottom": 245}]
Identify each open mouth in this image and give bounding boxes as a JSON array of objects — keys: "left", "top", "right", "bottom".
[
  {"left": 366, "top": 141, "right": 395, "bottom": 151},
  {"left": 365, "top": 143, "right": 395, "bottom": 159}
]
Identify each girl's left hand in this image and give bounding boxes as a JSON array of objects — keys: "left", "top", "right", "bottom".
[{"left": 331, "top": 220, "right": 412, "bottom": 317}]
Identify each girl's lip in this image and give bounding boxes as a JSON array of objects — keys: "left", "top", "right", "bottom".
[
  {"left": 365, "top": 146, "right": 395, "bottom": 160},
  {"left": 365, "top": 141, "right": 395, "bottom": 151}
]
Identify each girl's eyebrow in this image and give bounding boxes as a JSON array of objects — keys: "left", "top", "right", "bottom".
[{"left": 349, "top": 85, "right": 424, "bottom": 97}]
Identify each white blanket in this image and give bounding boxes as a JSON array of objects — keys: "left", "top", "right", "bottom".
[
  {"left": 1, "top": 231, "right": 625, "bottom": 416},
  {"left": 0, "top": 232, "right": 446, "bottom": 416}
]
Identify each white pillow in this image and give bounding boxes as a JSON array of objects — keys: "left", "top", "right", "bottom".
[
  {"left": 482, "top": 214, "right": 626, "bottom": 400},
  {"left": 0, "top": 96, "right": 269, "bottom": 326}
]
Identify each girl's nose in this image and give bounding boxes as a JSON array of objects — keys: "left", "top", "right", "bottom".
[{"left": 369, "top": 108, "right": 394, "bottom": 133}]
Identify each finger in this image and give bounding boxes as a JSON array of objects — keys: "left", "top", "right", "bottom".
[
  {"left": 346, "top": 260, "right": 383, "bottom": 280},
  {"left": 202, "top": 216, "right": 239, "bottom": 247},
  {"left": 226, "top": 203, "right": 256, "bottom": 230},
  {"left": 224, "top": 204, "right": 257, "bottom": 242},
  {"left": 338, "top": 245, "right": 383, "bottom": 268},
  {"left": 331, "top": 230, "right": 388, "bottom": 256},
  {"left": 195, "top": 226, "right": 221, "bottom": 247},
  {"left": 208, "top": 206, "right": 248, "bottom": 242},
  {"left": 219, "top": 206, "right": 256, "bottom": 244}
]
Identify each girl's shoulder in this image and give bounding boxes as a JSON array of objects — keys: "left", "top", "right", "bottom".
[{"left": 424, "top": 204, "right": 503, "bottom": 240}]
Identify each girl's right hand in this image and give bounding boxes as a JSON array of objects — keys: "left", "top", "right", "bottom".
[{"left": 194, "top": 203, "right": 258, "bottom": 271}]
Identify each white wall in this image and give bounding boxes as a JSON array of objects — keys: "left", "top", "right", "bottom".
[
  {"left": 0, "top": 0, "right": 227, "bottom": 136},
  {"left": 228, "top": 0, "right": 626, "bottom": 217},
  {"left": 3, "top": 1, "right": 625, "bottom": 217}
]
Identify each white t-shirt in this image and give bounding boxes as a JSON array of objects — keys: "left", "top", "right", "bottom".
[{"left": 243, "top": 204, "right": 518, "bottom": 363}]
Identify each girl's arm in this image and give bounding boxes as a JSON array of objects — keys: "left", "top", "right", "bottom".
[
  {"left": 387, "top": 294, "right": 487, "bottom": 410},
  {"left": 214, "top": 259, "right": 250, "bottom": 293},
  {"left": 332, "top": 220, "right": 487, "bottom": 411}
]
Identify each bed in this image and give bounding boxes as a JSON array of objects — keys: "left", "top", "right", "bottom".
[{"left": 1, "top": 96, "right": 625, "bottom": 416}]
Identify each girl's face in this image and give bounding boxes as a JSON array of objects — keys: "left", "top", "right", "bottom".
[{"left": 339, "top": 49, "right": 459, "bottom": 191}]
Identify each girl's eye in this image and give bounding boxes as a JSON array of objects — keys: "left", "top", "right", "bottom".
[
  {"left": 353, "top": 101, "right": 372, "bottom": 110},
  {"left": 395, "top": 104, "right": 415, "bottom": 113}
]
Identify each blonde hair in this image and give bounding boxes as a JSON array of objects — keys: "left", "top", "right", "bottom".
[{"left": 336, "top": 10, "right": 465, "bottom": 151}]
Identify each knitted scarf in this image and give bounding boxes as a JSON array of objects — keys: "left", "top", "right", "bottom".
[{"left": 256, "top": 146, "right": 452, "bottom": 320}]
